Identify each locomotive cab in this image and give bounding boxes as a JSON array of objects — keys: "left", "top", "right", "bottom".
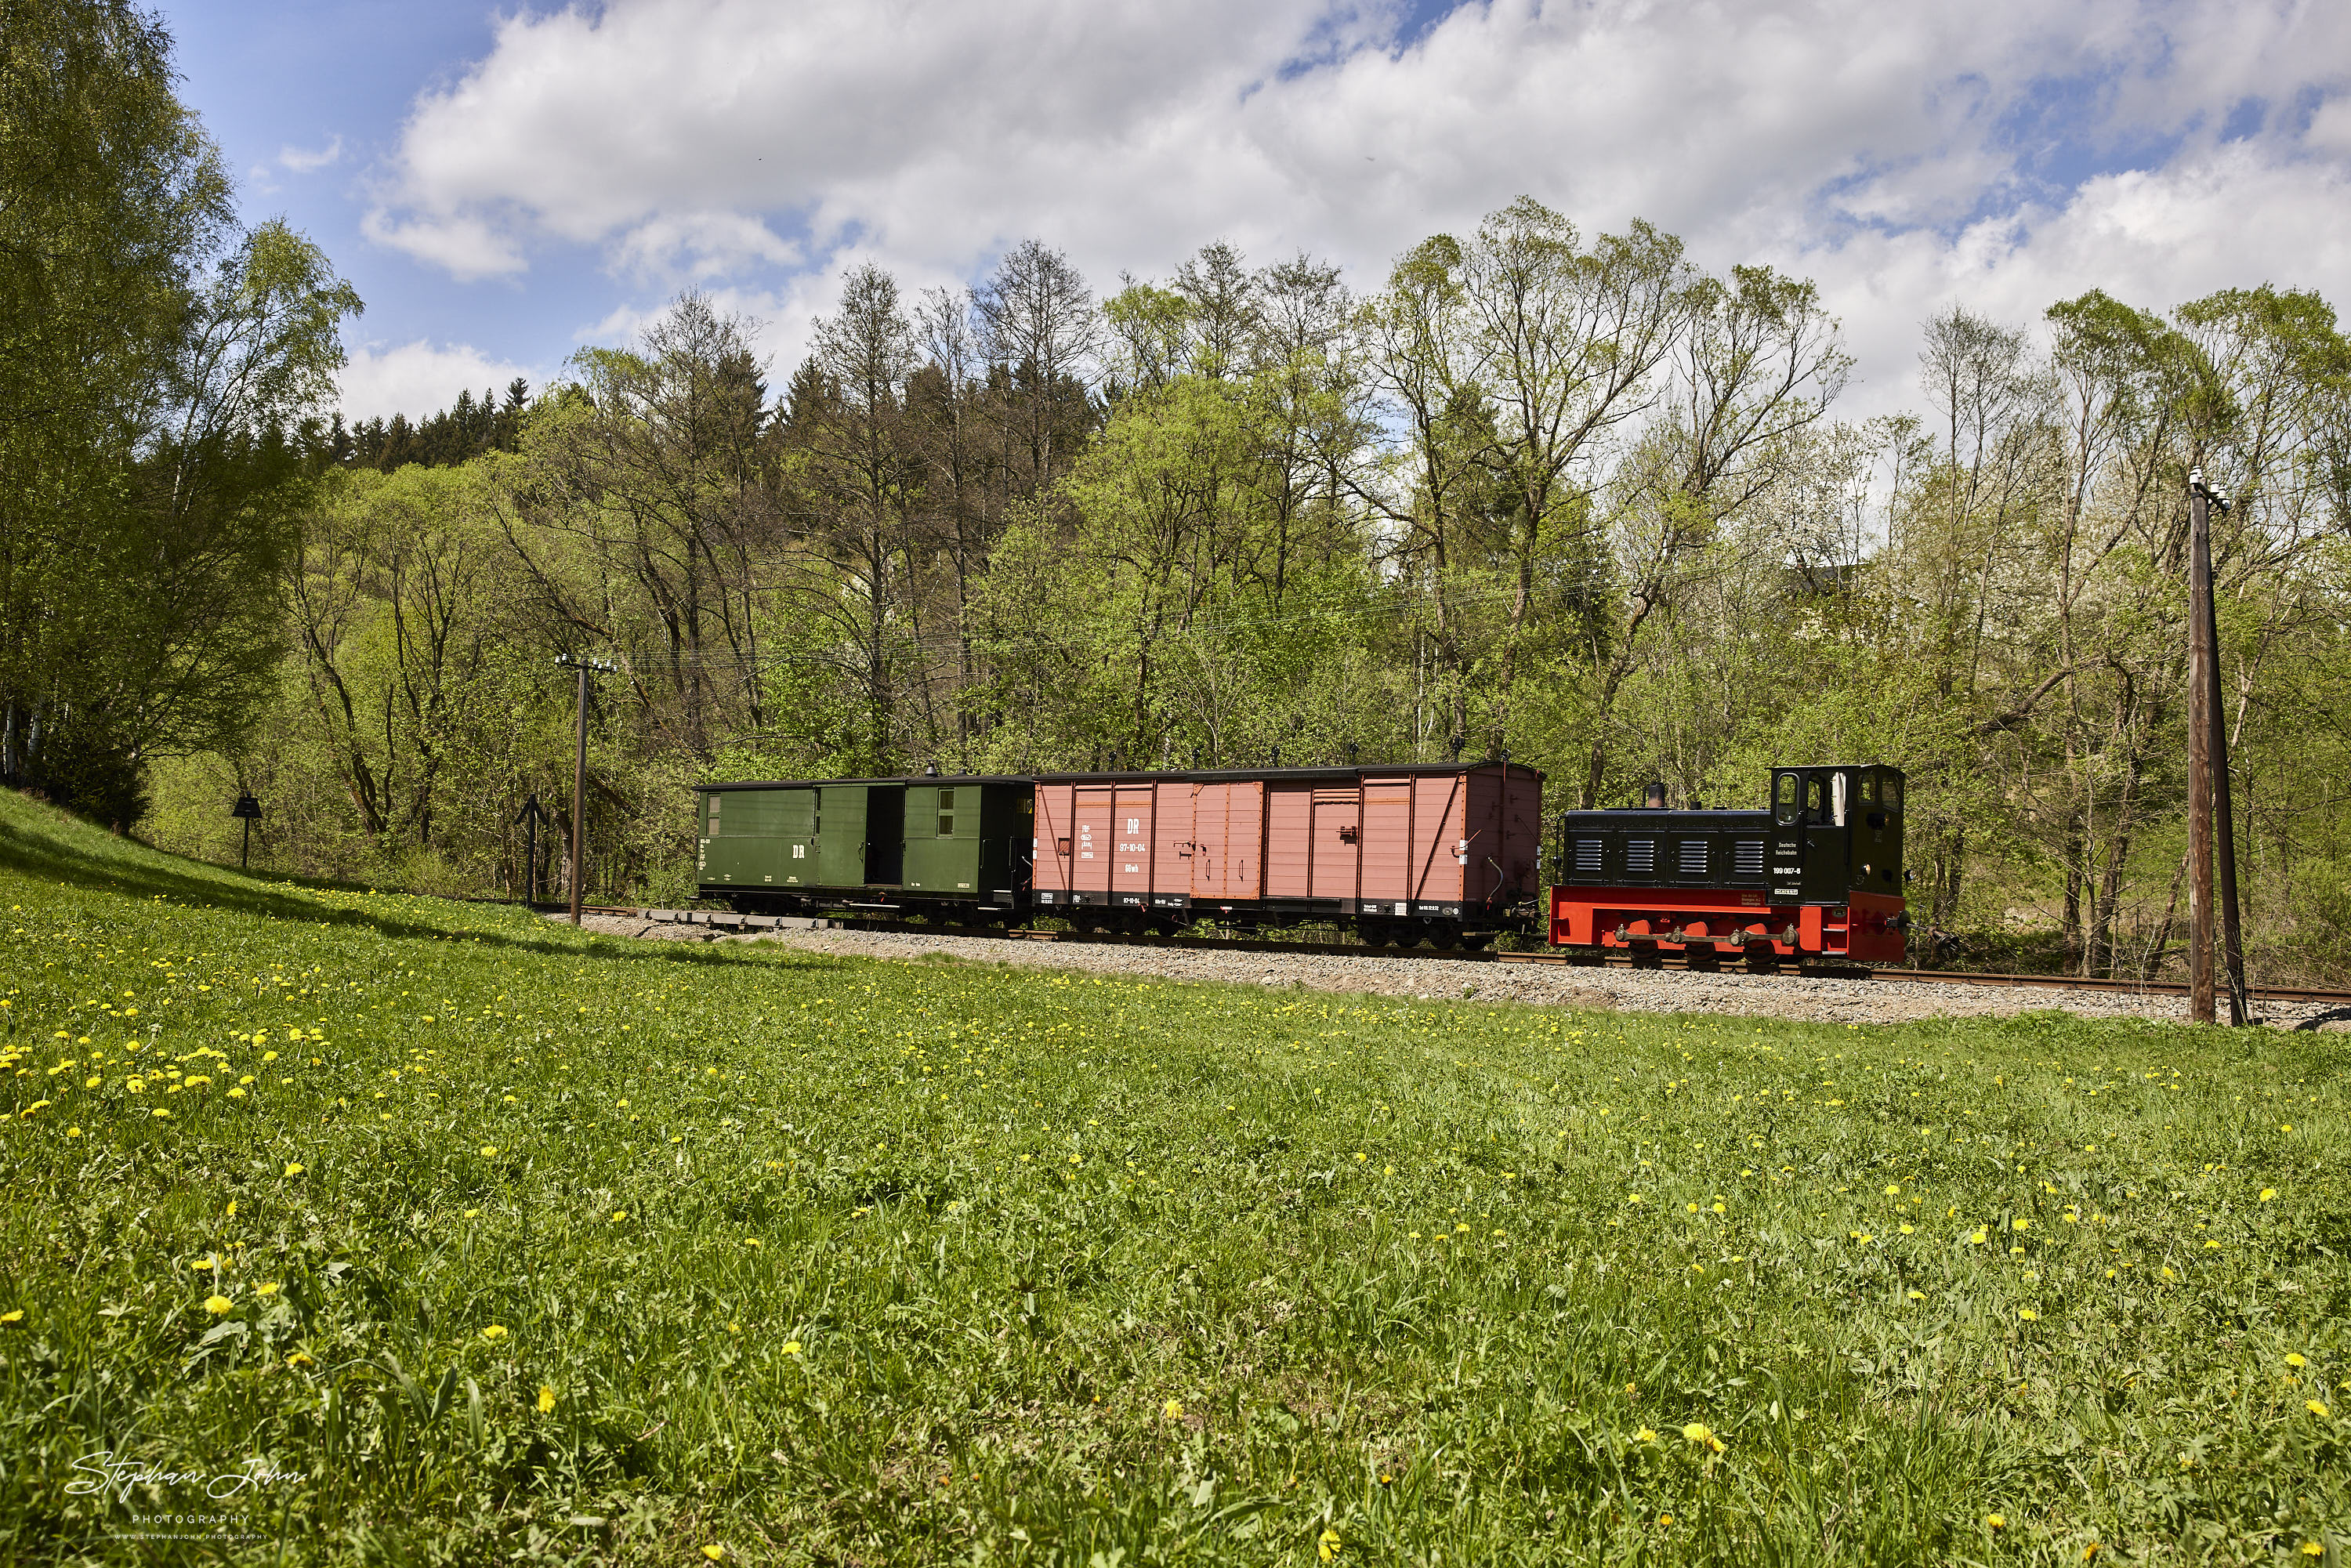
[{"left": 1769, "top": 764, "right": 1904, "bottom": 902}]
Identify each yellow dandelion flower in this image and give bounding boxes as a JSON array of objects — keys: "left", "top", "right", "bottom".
[
  {"left": 781, "top": 1340, "right": 802, "bottom": 1355},
  {"left": 287, "top": 1352, "right": 313, "bottom": 1367},
  {"left": 203, "top": 1295, "right": 233, "bottom": 1314},
  {"left": 2018, "top": 1308, "right": 2039, "bottom": 1321},
  {"left": 1683, "top": 1422, "right": 1725, "bottom": 1453},
  {"left": 538, "top": 1385, "right": 556, "bottom": 1414},
  {"left": 2287, "top": 1353, "right": 2309, "bottom": 1368},
  {"left": 2309, "top": 1400, "right": 2331, "bottom": 1418},
  {"left": 2260, "top": 1188, "right": 2277, "bottom": 1201},
  {"left": 284, "top": 1161, "right": 305, "bottom": 1176},
  {"left": 1164, "top": 1398, "right": 1184, "bottom": 1420},
  {"left": 0, "top": 1309, "right": 21, "bottom": 1324},
  {"left": 1988, "top": 1514, "right": 2005, "bottom": 1529},
  {"left": 480, "top": 1324, "right": 508, "bottom": 1342},
  {"left": 701, "top": 1548, "right": 726, "bottom": 1563},
  {"left": 479, "top": 1145, "right": 498, "bottom": 1157},
  {"left": 1318, "top": 1526, "right": 1342, "bottom": 1562},
  {"left": 256, "top": 1283, "right": 281, "bottom": 1297}
]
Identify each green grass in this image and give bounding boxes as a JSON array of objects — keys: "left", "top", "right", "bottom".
[{"left": 2, "top": 788, "right": 2346, "bottom": 1566}]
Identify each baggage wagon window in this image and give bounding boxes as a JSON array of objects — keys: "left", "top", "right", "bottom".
[
  {"left": 937, "top": 787, "right": 955, "bottom": 837},
  {"left": 707, "top": 795, "right": 720, "bottom": 835}
]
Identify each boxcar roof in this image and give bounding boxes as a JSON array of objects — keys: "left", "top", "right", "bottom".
[{"left": 1031, "top": 763, "right": 1545, "bottom": 783}]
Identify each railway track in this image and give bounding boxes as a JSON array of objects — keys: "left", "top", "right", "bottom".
[{"left": 570, "top": 904, "right": 2351, "bottom": 1009}]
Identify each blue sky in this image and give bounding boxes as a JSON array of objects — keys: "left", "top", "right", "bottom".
[{"left": 156, "top": 0, "right": 2351, "bottom": 422}]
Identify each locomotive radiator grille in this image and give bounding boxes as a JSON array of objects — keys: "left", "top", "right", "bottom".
[
  {"left": 1574, "top": 838, "right": 1604, "bottom": 875},
  {"left": 1677, "top": 840, "right": 1708, "bottom": 875},
  {"left": 1627, "top": 840, "right": 1656, "bottom": 875},
  {"left": 1733, "top": 838, "right": 1765, "bottom": 876}
]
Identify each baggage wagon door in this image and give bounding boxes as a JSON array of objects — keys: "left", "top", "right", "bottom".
[
  {"left": 1072, "top": 784, "right": 1114, "bottom": 901},
  {"left": 1360, "top": 777, "right": 1414, "bottom": 911},
  {"left": 1112, "top": 784, "right": 1155, "bottom": 907},
  {"left": 815, "top": 784, "right": 868, "bottom": 886}
]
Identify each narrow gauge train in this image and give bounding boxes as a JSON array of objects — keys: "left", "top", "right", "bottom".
[
  {"left": 691, "top": 759, "right": 1907, "bottom": 962},
  {"left": 694, "top": 762, "right": 1544, "bottom": 947},
  {"left": 1549, "top": 762, "right": 1908, "bottom": 964}
]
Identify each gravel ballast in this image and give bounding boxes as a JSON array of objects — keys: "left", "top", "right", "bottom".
[{"left": 555, "top": 913, "right": 2351, "bottom": 1031}]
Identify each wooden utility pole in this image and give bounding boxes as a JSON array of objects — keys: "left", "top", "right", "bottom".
[
  {"left": 569, "top": 659, "right": 589, "bottom": 926},
  {"left": 2186, "top": 474, "right": 2215, "bottom": 1023},
  {"left": 2191, "top": 470, "right": 2249, "bottom": 1023}
]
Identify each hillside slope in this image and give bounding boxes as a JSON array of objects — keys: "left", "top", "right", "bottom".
[{"left": 2, "top": 787, "right": 2344, "bottom": 1564}]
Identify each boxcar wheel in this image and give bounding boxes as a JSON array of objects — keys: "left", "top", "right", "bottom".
[{"left": 1428, "top": 925, "right": 1460, "bottom": 951}]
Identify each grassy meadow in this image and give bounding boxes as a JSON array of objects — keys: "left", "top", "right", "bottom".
[{"left": 1, "top": 789, "right": 2345, "bottom": 1566}]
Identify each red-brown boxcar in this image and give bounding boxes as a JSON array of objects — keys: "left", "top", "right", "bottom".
[{"left": 1031, "top": 764, "right": 1543, "bottom": 945}]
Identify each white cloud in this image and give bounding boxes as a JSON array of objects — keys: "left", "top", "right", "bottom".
[
  {"left": 338, "top": 339, "right": 545, "bottom": 422},
  {"left": 367, "top": 0, "right": 2351, "bottom": 418},
  {"left": 360, "top": 207, "right": 527, "bottom": 283},
  {"left": 279, "top": 135, "right": 343, "bottom": 174}
]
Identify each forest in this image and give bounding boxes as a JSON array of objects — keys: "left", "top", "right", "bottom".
[{"left": 9, "top": 0, "right": 2351, "bottom": 981}]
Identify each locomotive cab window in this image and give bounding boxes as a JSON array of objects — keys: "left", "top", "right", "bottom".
[
  {"left": 1860, "top": 773, "right": 1878, "bottom": 805},
  {"left": 1773, "top": 773, "right": 1800, "bottom": 825},
  {"left": 1806, "top": 779, "right": 1824, "bottom": 822},
  {"left": 1883, "top": 774, "right": 1902, "bottom": 812}
]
